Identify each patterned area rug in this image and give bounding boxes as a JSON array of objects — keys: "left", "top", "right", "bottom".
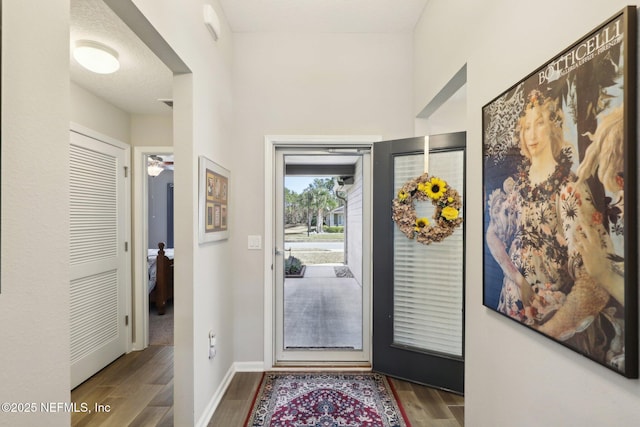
[{"left": 245, "top": 372, "right": 410, "bottom": 427}]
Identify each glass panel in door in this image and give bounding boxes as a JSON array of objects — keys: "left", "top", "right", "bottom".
[{"left": 274, "top": 147, "right": 371, "bottom": 364}]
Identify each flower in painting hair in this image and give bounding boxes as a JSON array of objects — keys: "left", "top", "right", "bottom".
[
  {"left": 441, "top": 206, "right": 459, "bottom": 221},
  {"left": 423, "top": 177, "right": 447, "bottom": 200},
  {"left": 527, "top": 89, "right": 544, "bottom": 110},
  {"left": 397, "top": 190, "right": 410, "bottom": 202},
  {"left": 592, "top": 210, "right": 603, "bottom": 225},
  {"left": 414, "top": 217, "right": 429, "bottom": 231}
]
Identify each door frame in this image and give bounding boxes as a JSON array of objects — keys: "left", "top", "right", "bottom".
[
  {"left": 69, "top": 121, "right": 132, "bottom": 354},
  {"left": 133, "top": 146, "right": 173, "bottom": 351},
  {"left": 263, "top": 135, "right": 380, "bottom": 369}
]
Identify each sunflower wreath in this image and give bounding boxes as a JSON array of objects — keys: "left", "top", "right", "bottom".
[{"left": 392, "top": 173, "right": 463, "bottom": 245}]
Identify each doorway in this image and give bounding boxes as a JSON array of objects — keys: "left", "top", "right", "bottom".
[
  {"left": 265, "top": 136, "right": 378, "bottom": 367},
  {"left": 147, "top": 153, "right": 174, "bottom": 346},
  {"left": 133, "top": 147, "right": 174, "bottom": 349}
]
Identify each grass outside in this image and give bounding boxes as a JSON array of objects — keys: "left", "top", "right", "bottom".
[
  {"left": 285, "top": 233, "right": 345, "bottom": 242},
  {"left": 286, "top": 250, "right": 344, "bottom": 265},
  {"left": 284, "top": 224, "right": 345, "bottom": 264}
]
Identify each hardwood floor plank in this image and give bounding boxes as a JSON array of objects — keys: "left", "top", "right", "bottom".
[
  {"left": 70, "top": 386, "right": 115, "bottom": 426},
  {"left": 128, "top": 407, "right": 171, "bottom": 427},
  {"left": 156, "top": 407, "right": 174, "bottom": 427},
  {"left": 208, "top": 372, "right": 262, "bottom": 426},
  {"left": 71, "top": 346, "right": 173, "bottom": 427},
  {"left": 149, "top": 380, "right": 173, "bottom": 407},
  {"left": 209, "top": 400, "right": 252, "bottom": 426},
  {"left": 417, "top": 386, "right": 453, "bottom": 419},
  {"left": 99, "top": 384, "right": 164, "bottom": 426},
  {"left": 450, "top": 404, "right": 465, "bottom": 426},
  {"left": 389, "top": 377, "right": 463, "bottom": 427}
]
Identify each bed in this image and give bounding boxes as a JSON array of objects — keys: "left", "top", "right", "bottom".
[{"left": 148, "top": 242, "right": 174, "bottom": 315}]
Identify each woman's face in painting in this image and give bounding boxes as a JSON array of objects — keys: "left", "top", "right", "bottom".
[{"left": 522, "top": 106, "right": 552, "bottom": 158}]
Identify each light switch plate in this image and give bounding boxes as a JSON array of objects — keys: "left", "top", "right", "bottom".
[{"left": 248, "top": 235, "right": 262, "bottom": 250}]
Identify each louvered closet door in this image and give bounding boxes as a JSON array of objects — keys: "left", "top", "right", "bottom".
[
  {"left": 70, "top": 130, "right": 128, "bottom": 389},
  {"left": 373, "top": 133, "right": 465, "bottom": 393}
]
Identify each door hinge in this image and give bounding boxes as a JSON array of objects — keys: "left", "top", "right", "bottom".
[
  {"left": 125, "top": 315, "right": 129, "bottom": 326},
  {"left": 124, "top": 166, "right": 128, "bottom": 178},
  {"left": 124, "top": 241, "right": 129, "bottom": 252}
]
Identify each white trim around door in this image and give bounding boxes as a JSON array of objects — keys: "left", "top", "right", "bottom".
[{"left": 263, "top": 135, "right": 381, "bottom": 369}]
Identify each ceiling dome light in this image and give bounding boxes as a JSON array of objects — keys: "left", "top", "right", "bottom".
[{"left": 73, "top": 40, "right": 120, "bottom": 74}]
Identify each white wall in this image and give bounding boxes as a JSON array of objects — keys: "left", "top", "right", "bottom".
[
  {"left": 129, "top": 1, "right": 234, "bottom": 425},
  {"left": 131, "top": 114, "right": 173, "bottom": 147},
  {"left": 0, "top": 1, "right": 71, "bottom": 426},
  {"left": 71, "top": 81, "right": 131, "bottom": 142},
  {"left": 416, "top": 85, "right": 467, "bottom": 136},
  {"left": 231, "top": 32, "right": 414, "bottom": 362},
  {"left": 414, "top": 1, "right": 640, "bottom": 426}
]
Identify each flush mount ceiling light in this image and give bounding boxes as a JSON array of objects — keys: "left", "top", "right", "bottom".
[{"left": 73, "top": 40, "right": 120, "bottom": 74}]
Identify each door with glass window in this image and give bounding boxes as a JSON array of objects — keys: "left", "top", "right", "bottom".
[
  {"left": 274, "top": 146, "right": 372, "bottom": 364},
  {"left": 372, "top": 133, "right": 465, "bottom": 393}
]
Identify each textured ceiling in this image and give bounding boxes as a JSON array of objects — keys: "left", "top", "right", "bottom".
[
  {"left": 70, "top": 0, "right": 173, "bottom": 115},
  {"left": 70, "top": 0, "right": 429, "bottom": 115}
]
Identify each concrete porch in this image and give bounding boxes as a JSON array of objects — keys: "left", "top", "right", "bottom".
[{"left": 284, "top": 265, "right": 363, "bottom": 350}]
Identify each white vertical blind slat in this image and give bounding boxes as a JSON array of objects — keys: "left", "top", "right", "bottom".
[{"left": 393, "top": 151, "right": 464, "bottom": 357}]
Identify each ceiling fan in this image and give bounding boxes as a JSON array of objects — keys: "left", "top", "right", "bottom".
[{"left": 147, "top": 154, "right": 174, "bottom": 176}]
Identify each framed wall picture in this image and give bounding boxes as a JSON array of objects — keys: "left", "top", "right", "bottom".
[
  {"left": 199, "top": 156, "right": 230, "bottom": 243},
  {"left": 482, "top": 7, "right": 637, "bottom": 378}
]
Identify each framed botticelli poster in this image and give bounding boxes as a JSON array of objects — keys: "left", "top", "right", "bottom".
[
  {"left": 199, "top": 156, "right": 229, "bottom": 243},
  {"left": 482, "top": 7, "right": 637, "bottom": 378}
]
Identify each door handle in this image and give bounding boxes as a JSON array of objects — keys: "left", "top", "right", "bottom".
[{"left": 275, "top": 247, "right": 284, "bottom": 256}]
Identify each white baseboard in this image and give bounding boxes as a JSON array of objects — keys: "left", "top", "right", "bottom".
[
  {"left": 195, "top": 364, "right": 237, "bottom": 427},
  {"left": 196, "top": 361, "right": 264, "bottom": 427}
]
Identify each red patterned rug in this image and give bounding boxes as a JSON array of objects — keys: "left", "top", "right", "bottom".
[{"left": 244, "top": 372, "right": 411, "bottom": 427}]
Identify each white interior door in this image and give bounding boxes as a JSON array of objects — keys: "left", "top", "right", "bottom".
[{"left": 70, "top": 129, "right": 129, "bottom": 389}]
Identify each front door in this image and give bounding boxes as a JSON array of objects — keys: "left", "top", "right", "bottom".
[
  {"left": 372, "top": 133, "right": 465, "bottom": 393},
  {"left": 274, "top": 146, "right": 372, "bottom": 364}
]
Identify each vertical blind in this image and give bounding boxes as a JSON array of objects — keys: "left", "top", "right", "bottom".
[{"left": 393, "top": 151, "right": 464, "bottom": 357}]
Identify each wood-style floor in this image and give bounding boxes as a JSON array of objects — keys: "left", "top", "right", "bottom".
[
  {"left": 72, "top": 346, "right": 464, "bottom": 426},
  {"left": 71, "top": 345, "right": 174, "bottom": 427}
]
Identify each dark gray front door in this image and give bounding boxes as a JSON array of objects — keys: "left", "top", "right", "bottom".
[{"left": 372, "top": 133, "right": 465, "bottom": 393}]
